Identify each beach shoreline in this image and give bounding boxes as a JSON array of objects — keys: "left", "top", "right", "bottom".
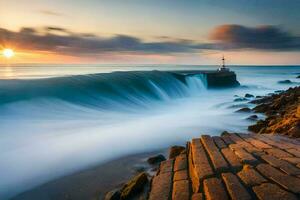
[{"left": 11, "top": 149, "right": 166, "bottom": 200}]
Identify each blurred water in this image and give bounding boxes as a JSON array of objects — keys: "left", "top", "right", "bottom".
[{"left": 0, "top": 65, "right": 299, "bottom": 199}]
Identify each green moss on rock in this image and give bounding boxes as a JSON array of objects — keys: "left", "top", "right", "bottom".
[{"left": 120, "top": 172, "right": 148, "bottom": 200}]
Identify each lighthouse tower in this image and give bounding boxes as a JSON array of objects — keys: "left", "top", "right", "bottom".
[{"left": 218, "top": 56, "right": 229, "bottom": 72}]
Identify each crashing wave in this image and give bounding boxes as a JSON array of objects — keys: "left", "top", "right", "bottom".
[{"left": 0, "top": 71, "right": 206, "bottom": 110}]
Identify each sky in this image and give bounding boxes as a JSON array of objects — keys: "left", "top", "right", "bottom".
[{"left": 0, "top": 0, "right": 300, "bottom": 64}]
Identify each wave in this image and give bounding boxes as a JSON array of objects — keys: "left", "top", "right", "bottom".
[
  {"left": 0, "top": 71, "right": 206, "bottom": 111},
  {"left": 0, "top": 71, "right": 215, "bottom": 199},
  {"left": 1, "top": 66, "right": 299, "bottom": 199}
]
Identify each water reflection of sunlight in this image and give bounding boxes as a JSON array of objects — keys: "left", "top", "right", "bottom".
[{"left": 3, "top": 66, "right": 13, "bottom": 78}]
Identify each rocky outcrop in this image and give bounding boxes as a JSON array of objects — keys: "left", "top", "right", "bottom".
[
  {"left": 278, "top": 80, "right": 292, "bottom": 84},
  {"left": 148, "top": 133, "right": 300, "bottom": 200},
  {"left": 105, "top": 172, "right": 148, "bottom": 200},
  {"left": 234, "top": 97, "right": 247, "bottom": 102},
  {"left": 104, "top": 189, "right": 121, "bottom": 200},
  {"left": 120, "top": 172, "right": 148, "bottom": 199},
  {"left": 221, "top": 131, "right": 231, "bottom": 136},
  {"left": 248, "top": 120, "right": 268, "bottom": 133},
  {"left": 236, "top": 107, "right": 251, "bottom": 113},
  {"left": 147, "top": 154, "right": 166, "bottom": 165},
  {"left": 247, "top": 115, "right": 258, "bottom": 120},
  {"left": 248, "top": 86, "right": 300, "bottom": 137},
  {"left": 169, "top": 146, "right": 185, "bottom": 159},
  {"left": 245, "top": 93, "right": 254, "bottom": 98}
]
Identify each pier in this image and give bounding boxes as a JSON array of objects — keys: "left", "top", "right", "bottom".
[
  {"left": 174, "top": 70, "right": 240, "bottom": 88},
  {"left": 148, "top": 133, "right": 300, "bottom": 200},
  {"left": 174, "top": 57, "right": 240, "bottom": 88}
]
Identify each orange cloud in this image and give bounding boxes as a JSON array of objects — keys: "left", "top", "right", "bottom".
[{"left": 210, "top": 24, "right": 300, "bottom": 50}]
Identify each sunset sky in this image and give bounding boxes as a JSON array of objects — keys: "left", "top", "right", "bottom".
[{"left": 0, "top": 0, "right": 300, "bottom": 64}]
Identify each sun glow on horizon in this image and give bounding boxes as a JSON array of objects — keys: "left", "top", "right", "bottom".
[{"left": 3, "top": 49, "right": 15, "bottom": 59}]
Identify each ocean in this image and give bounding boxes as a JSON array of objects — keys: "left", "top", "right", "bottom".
[{"left": 0, "top": 64, "right": 299, "bottom": 199}]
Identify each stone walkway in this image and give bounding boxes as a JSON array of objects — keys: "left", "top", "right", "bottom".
[{"left": 148, "top": 133, "right": 300, "bottom": 200}]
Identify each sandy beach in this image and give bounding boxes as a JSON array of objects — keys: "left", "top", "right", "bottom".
[{"left": 11, "top": 150, "right": 166, "bottom": 200}]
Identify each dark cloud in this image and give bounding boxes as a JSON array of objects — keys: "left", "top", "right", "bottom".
[
  {"left": 210, "top": 24, "right": 300, "bottom": 50},
  {"left": 0, "top": 25, "right": 299, "bottom": 57},
  {"left": 46, "top": 27, "right": 68, "bottom": 32},
  {"left": 0, "top": 26, "right": 201, "bottom": 55}
]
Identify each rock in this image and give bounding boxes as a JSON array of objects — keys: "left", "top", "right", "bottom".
[
  {"left": 169, "top": 146, "right": 185, "bottom": 159},
  {"left": 268, "top": 119, "right": 278, "bottom": 126},
  {"left": 278, "top": 80, "right": 292, "bottom": 84},
  {"left": 133, "top": 165, "right": 146, "bottom": 173},
  {"left": 104, "top": 189, "right": 121, "bottom": 200},
  {"left": 250, "top": 96, "right": 272, "bottom": 104},
  {"left": 247, "top": 115, "right": 258, "bottom": 120},
  {"left": 228, "top": 104, "right": 246, "bottom": 109},
  {"left": 265, "top": 115, "right": 276, "bottom": 121},
  {"left": 275, "top": 90, "right": 284, "bottom": 93},
  {"left": 245, "top": 93, "right": 254, "bottom": 98},
  {"left": 249, "top": 86, "right": 300, "bottom": 137},
  {"left": 297, "top": 75, "right": 300, "bottom": 78},
  {"left": 256, "top": 95, "right": 263, "bottom": 98},
  {"left": 234, "top": 97, "right": 248, "bottom": 102},
  {"left": 289, "top": 122, "right": 300, "bottom": 137},
  {"left": 236, "top": 107, "right": 251, "bottom": 113},
  {"left": 120, "top": 172, "right": 148, "bottom": 200},
  {"left": 248, "top": 120, "right": 267, "bottom": 133},
  {"left": 180, "top": 149, "right": 187, "bottom": 154},
  {"left": 150, "top": 166, "right": 158, "bottom": 172},
  {"left": 147, "top": 154, "right": 166, "bottom": 165},
  {"left": 271, "top": 96, "right": 287, "bottom": 110},
  {"left": 221, "top": 131, "right": 231, "bottom": 136},
  {"left": 265, "top": 110, "right": 277, "bottom": 116},
  {"left": 253, "top": 103, "right": 270, "bottom": 113}
]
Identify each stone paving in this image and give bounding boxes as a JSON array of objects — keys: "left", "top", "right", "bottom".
[{"left": 148, "top": 133, "right": 300, "bottom": 200}]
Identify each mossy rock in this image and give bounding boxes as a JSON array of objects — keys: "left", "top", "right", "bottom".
[
  {"left": 221, "top": 131, "right": 231, "bottom": 136},
  {"left": 248, "top": 120, "right": 267, "bottom": 133},
  {"left": 120, "top": 172, "right": 148, "bottom": 200},
  {"left": 169, "top": 146, "right": 185, "bottom": 159},
  {"left": 104, "top": 189, "right": 121, "bottom": 200},
  {"left": 147, "top": 154, "right": 166, "bottom": 165}
]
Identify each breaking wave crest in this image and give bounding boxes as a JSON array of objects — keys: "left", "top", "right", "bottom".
[{"left": 0, "top": 71, "right": 206, "bottom": 111}]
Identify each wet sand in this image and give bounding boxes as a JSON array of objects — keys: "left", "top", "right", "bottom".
[{"left": 11, "top": 150, "right": 166, "bottom": 200}]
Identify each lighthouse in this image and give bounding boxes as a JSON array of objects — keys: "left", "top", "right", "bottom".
[{"left": 218, "top": 56, "right": 229, "bottom": 72}]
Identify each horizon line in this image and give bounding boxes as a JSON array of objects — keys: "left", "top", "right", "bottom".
[{"left": 0, "top": 63, "right": 299, "bottom": 67}]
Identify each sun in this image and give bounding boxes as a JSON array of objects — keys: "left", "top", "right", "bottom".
[{"left": 3, "top": 48, "right": 15, "bottom": 59}]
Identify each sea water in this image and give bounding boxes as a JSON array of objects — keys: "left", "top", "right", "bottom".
[{"left": 0, "top": 64, "right": 299, "bottom": 199}]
